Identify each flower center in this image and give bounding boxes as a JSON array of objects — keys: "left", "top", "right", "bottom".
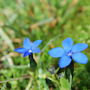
[
  {"left": 67, "top": 51, "right": 73, "bottom": 56},
  {"left": 28, "top": 50, "right": 32, "bottom": 53}
]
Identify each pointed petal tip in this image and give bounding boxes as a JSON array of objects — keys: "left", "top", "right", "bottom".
[
  {"left": 23, "top": 38, "right": 32, "bottom": 49},
  {"left": 14, "top": 48, "right": 26, "bottom": 53},
  {"left": 85, "top": 43, "right": 88, "bottom": 48},
  {"left": 83, "top": 60, "right": 88, "bottom": 64},
  {"left": 58, "top": 56, "right": 72, "bottom": 68},
  {"left": 14, "top": 49, "right": 16, "bottom": 51},
  {"left": 25, "top": 37, "right": 29, "bottom": 39},
  {"left": 38, "top": 40, "right": 43, "bottom": 44},
  {"left": 58, "top": 61, "right": 66, "bottom": 68},
  {"left": 32, "top": 40, "right": 43, "bottom": 49},
  {"left": 14, "top": 49, "right": 18, "bottom": 52},
  {"left": 59, "top": 65, "right": 65, "bottom": 68},
  {"left": 37, "top": 40, "right": 43, "bottom": 43},
  {"left": 62, "top": 37, "right": 73, "bottom": 52},
  {"left": 23, "top": 51, "right": 30, "bottom": 57},
  {"left": 32, "top": 48, "right": 41, "bottom": 53},
  {"left": 64, "top": 37, "right": 73, "bottom": 41},
  {"left": 23, "top": 54, "right": 26, "bottom": 57},
  {"left": 24, "top": 38, "right": 30, "bottom": 42},
  {"left": 72, "top": 53, "right": 88, "bottom": 64},
  {"left": 80, "top": 43, "right": 88, "bottom": 48},
  {"left": 48, "top": 47, "right": 65, "bottom": 58},
  {"left": 72, "top": 43, "right": 88, "bottom": 52}
]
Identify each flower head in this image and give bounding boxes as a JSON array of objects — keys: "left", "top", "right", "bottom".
[
  {"left": 48, "top": 38, "right": 88, "bottom": 68},
  {"left": 14, "top": 38, "right": 42, "bottom": 57}
]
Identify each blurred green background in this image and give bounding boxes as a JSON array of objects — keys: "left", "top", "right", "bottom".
[{"left": 0, "top": 0, "right": 90, "bottom": 90}]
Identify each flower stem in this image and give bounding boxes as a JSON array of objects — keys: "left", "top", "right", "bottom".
[
  {"left": 70, "top": 61, "right": 74, "bottom": 79},
  {"left": 65, "top": 61, "right": 74, "bottom": 81},
  {"left": 28, "top": 53, "right": 37, "bottom": 71}
]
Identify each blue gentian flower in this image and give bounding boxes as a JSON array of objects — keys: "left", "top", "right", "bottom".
[
  {"left": 14, "top": 38, "right": 42, "bottom": 57},
  {"left": 48, "top": 38, "right": 88, "bottom": 68}
]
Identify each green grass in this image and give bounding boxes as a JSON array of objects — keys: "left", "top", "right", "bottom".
[{"left": 0, "top": 0, "right": 90, "bottom": 90}]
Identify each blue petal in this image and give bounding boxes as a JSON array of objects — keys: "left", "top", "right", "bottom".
[
  {"left": 62, "top": 38, "right": 73, "bottom": 52},
  {"left": 72, "top": 43, "right": 88, "bottom": 53},
  {"left": 32, "top": 40, "right": 42, "bottom": 49},
  {"left": 23, "top": 38, "right": 32, "bottom": 49},
  {"left": 59, "top": 55, "right": 72, "bottom": 68},
  {"left": 14, "top": 48, "right": 26, "bottom": 53},
  {"left": 23, "top": 51, "right": 30, "bottom": 57},
  {"left": 48, "top": 47, "right": 65, "bottom": 58},
  {"left": 32, "top": 48, "right": 41, "bottom": 53},
  {"left": 72, "top": 53, "right": 88, "bottom": 64}
]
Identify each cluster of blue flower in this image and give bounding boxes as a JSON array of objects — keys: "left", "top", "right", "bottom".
[{"left": 14, "top": 38, "right": 88, "bottom": 68}]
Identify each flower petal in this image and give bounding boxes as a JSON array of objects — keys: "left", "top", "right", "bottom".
[
  {"left": 62, "top": 38, "right": 73, "bottom": 52},
  {"left": 14, "top": 48, "right": 26, "bottom": 53},
  {"left": 23, "top": 38, "right": 32, "bottom": 49},
  {"left": 72, "top": 53, "right": 88, "bottom": 64},
  {"left": 59, "top": 55, "right": 72, "bottom": 68},
  {"left": 48, "top": 47, "right": 65, "bottom": 58},
  {"left": 32, "top": 40, "right": 42, "bottom": 49},
  {"left": 23, "top": 51, "right": 31, "bottom": 57},
  {"left": 32, "top": 48, "right": 41, "bottom": 53},
  {"left": 72, "top": 43, "right": 88, "bottom": 53}
]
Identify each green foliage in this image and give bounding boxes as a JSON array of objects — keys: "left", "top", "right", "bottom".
[
  {"left": 60, "top": 77, "right": 71, "bottom": 90},
  {"left": 0, "top": 0, "right": 90, "bottom": 90}
]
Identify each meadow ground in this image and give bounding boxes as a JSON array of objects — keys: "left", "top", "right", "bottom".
[{"left": 0, "top": 0, "right": 90, "bottom": 90}]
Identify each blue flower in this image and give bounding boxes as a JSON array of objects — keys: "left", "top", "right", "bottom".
[
  {"left": 14, "top": 38, "right": 42, "bottom": 57},
  {"left": 48, "top": 38, "right": 88, "bottom": 68}
]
